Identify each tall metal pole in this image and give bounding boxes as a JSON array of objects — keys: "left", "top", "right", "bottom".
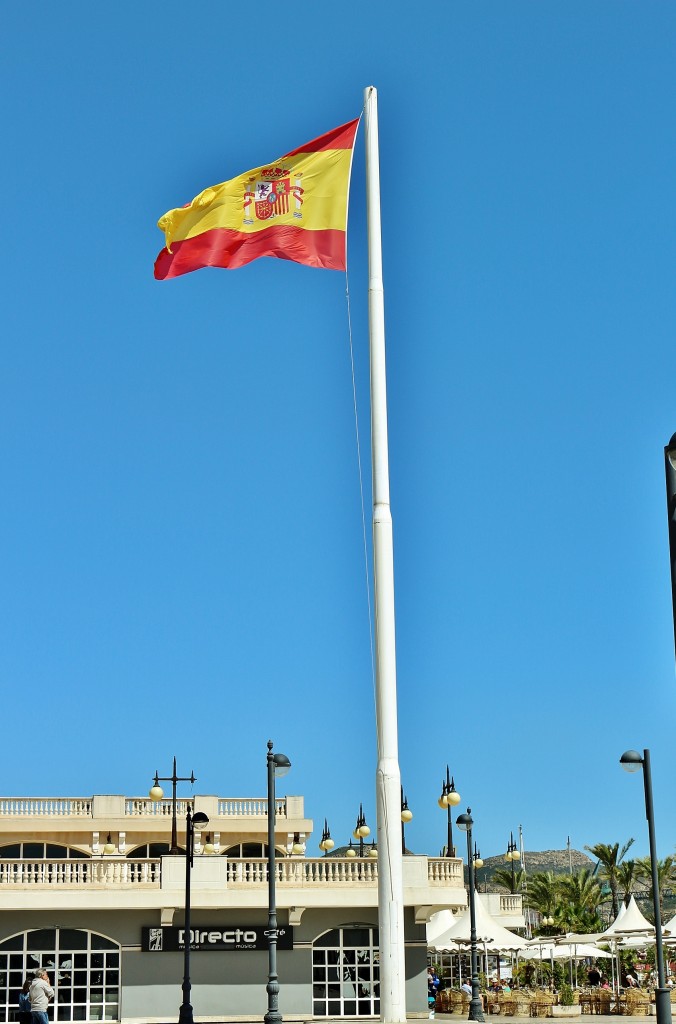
[
  {"left": 462, "top": 812, "right": 485, "bottom": 1024},
  {"left": 364, "top": 84, "right": 406, "bottom": 1024},
  {"left": 620, "top": 749, "right": 671, "bottom": 1024},
  {"left": 664, "top": 434, "right": 676, "bottom": 665},
  {"left": 179, "top": 810, "right": 194, "bottom": 1024},
  {"left": 642, "top": 750, "right": 671, "bottom": 1024},
  {"left": 150, "top": 757, "right": 196, "bottom": 855},
  {"left": 265, "top": 742, "right": 281, "bottom": 1024},
  {"left": 446, "top": 767, "right": 456, "bottom": 857},
  {"left": 178, "top": 807, "right": 208, "bottom": 1024}
]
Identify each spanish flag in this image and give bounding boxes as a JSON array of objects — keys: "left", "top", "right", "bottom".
[{"left": 154, "top": 119, "right": 359, "bottom": 280}]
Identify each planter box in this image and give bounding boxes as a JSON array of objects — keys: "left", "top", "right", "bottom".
[{"left": 551, "top": 1006, "right": 581, "bottom": 1018}]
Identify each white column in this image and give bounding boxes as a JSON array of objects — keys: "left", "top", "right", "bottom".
[{"left": 364, "top": 84, "right": 407, "bottom": 1024}]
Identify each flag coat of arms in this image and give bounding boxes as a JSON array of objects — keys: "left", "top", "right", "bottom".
[{"left": 154, "top": 119, "right": 359, "bottom": 280}]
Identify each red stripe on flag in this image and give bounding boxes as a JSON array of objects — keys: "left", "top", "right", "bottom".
[
  {"left": 282, "top": 118, "right": 359, "bottom": 157},
  {"left": 154, "top": 225, "right": 347, "bottom": 279}
]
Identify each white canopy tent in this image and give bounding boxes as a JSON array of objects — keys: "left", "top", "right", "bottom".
[
  {"left": 603, "top": 896, "right": 654, "bottom": 939},
  {"left": 428, "top": 900, "right": 526, "bottom": 952},
  {"left": 662, "top": 913, "right": 676, "bottom": 943},
  {"left": 428, "top": 903, "right": 525, "bottom": 988}
]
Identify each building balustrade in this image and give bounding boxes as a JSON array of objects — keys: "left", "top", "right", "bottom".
[
  {"left": 0, "top": 859, "right": 160, "bottom": 886},
  {"left": 217, "top": 797, "right": 287, "bottom": 817},
  {"left": 0, "top": 798, "right": 93, "bottom": 817},
  {"left": 499, "top": 893, "right": 522, "bottom": 913},
  {"left": 125, "top": 798, "right": 194, "bottom": 817},
  {"left": 0, "top": 856, "right": 463, "bottom": 890},
  {"left": 0, "top": 796, "right": 289, "bottom": 819}
]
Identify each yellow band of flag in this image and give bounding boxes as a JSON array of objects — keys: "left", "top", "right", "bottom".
[{"left": 154, "top": 119, "right": 359, "bottom": 279}]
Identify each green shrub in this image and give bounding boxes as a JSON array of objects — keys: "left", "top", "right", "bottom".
[{"left": 559, "top": 984, "right": 574, "bottom": 1006}]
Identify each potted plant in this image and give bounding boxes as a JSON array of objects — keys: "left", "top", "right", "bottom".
[{"left": 552, "top": 984, "right": 581, "bottom": 1017}]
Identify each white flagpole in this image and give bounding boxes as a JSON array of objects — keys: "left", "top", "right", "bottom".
[{"left": 364, "top": 84, "right": 407, "bottom": 1024}]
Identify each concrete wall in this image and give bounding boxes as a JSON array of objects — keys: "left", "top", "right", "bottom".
[{"left": 0, "top": 906, "right": 428, "bottom": 1019}]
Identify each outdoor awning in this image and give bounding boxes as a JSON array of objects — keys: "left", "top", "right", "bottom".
[{"left": 428, "top": 900, "right": 525, "bottom": 952}]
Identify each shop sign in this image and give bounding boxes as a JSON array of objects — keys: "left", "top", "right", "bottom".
[{"left": 142, "top": 925, "right": 293, "bottom": 952}]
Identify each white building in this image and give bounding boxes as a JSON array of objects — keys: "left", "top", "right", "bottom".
[{"left": 0, "top": 791, "right": 471, "bottom": 1023}]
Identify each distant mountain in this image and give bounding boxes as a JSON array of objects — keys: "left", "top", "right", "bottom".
[{"left": 476, "top": 848, "right": 595, "bottom": 890}]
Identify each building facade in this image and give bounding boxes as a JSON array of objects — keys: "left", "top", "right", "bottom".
[{"left": 0, "top": 792, "right": 467, "bottom": 1023}]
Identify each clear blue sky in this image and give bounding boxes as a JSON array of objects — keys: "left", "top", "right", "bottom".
[{"left": 2, "top": 2, "right": 675, "bottom": 864}]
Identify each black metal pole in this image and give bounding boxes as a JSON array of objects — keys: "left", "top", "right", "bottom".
[
  {"left": 152, "top": 758, "right": 196, "bottom": 855},
  {"left": 664, "top": 435, "right": 676, "bottom": 666},
  {"left": 446, "top": 767, "right": 455, "bottom": 857},
  {"left": 401, "top": 787, "right": 406, "bottom": 856},
  {"left": 178, "top": 810, "right": 194, "bottom": 1024},
  {"left": 642, "top": 750, "right": 671, "bottom": 1024},
  {"left": 172, "top": 756, "right": 179, "bottom": 855},
  {"left": 464, "top": 814, "right": 484, "bottom": 1023},
  {"left": 265, "top": 741, "right": 282, "bottom": 1024}
]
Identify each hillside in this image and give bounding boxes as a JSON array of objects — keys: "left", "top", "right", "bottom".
[{"left": 477, "top": 848, "right": 595, "bottom": 889}]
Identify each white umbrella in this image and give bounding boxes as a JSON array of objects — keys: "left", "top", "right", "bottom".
[{"left": 523, "top": 942, "right": 611, "bottom": 960}]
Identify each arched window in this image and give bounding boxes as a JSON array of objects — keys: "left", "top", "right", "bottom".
[
  {"left": 0, "top": 844, "right": 89, "bottom": 859},
  {"left": 222, "top": 843, "right": 271, "bottom": 857},
  {"left": 312, "top": 927, "right": 380, "bottom": 1017},
  {"left": 0, "top": 928, "right": 120, "bottom": 1021},
  {"left": 125, "top": 843, "right": 185, "bottom": 858}
]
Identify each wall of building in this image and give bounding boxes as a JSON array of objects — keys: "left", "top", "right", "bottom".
[{"left": 0, "top": 904, "right": 429, "bottom": 1020}]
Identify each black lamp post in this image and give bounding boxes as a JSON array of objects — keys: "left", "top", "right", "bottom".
[
  {"left": 265, "top": 741, "right": 291, "bottom": 1024},
  {"left": 505, "top": 832, "right": 520, "bottom": 893},
  {"left": 456, "top": 808, "right": 485, "bottom": 1024},
  {"left": 318, "top": 820, "right": 334, "bottom": 856},
  {"left": 401, "top": 787, "right": 413, "bottom": 855},
  {"left": 473, "top": 845, "right": 484, "bottom": 893},
  {"left": 438, "top": 766, "right": 461, "bottom": 857},
  {"left": 664, "top": 434, "right": 676, "bottom": 665},
  {"left": 620, "top": 749, "right": 671, "bottom": 1024},
  {"left": 178, "top": 807, "right": 209, "bottom": 1024},
  {"left": 353, "top": 804, "right": 371, "bottom": 857},
  {"left": 149, "top": 757, "right": 196, "bottom": 855}
]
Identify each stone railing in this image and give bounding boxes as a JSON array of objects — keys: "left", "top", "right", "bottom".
[
  {"left": 217, "top": 798, "right": 287, "bottom": 817},
  {"left": 0, "top": 856, "right": 461, "bottom": 890},
  {"left": 499, "top": 894, "right": 523, "bottom": 913},
  {"left": 125, "top": 798, "right": 194, "bottom": 817},
  {"left": 0, "top": 797, "right": 290, "bottom": 819},
  {"left": 0, "top": 859, "right": 160, "bottom": 886},
  {"left": 225, "top": 858, "right": 379, "bottom": 885},
  {"left": 0, "top": 798, "right": 93, "bottom": 817},
  {"left": 427, "top": 858, "right": 463, "bottom": 884}
]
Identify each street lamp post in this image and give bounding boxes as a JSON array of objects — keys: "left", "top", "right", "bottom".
[
  {"left": 318, "top": 820, "right": 334, "bottom": 857},
  {"left": 473, "top": 845, "right": 484, "bottom": 893},
  {"left": 664, "top": 434, "right": 676, "bottom": 665},
  {"left": 456, "top": 808, "right": 485, "bottom": 1024},
  {"left": 438, "top": 766, "right": 461, "bottom": 857},
  {"left": 620, "top": 749, "right": 671, "bottom": 1024},
  {"left": 149, "top": 757, "right": 196, "bottom": 855},
  {"left": 265, "top": 741, "right": 291, "bottom": 1024},
  {"left": 178, "top": 807, "right": 209, "bottom": 1024},
  {"left": 401, "top": 787, "right": 413, "bottom": 855},
  {"left": 505, "top": 832, "right": 520, "bottom": 893},
  {"left": 353, "top": 804, "right": 371, "bottom": 857}
]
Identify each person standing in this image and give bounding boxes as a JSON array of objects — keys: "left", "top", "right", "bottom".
[
  {"left": 18, "top": 981, "right": 32, "bottom": 1024},
  {"left": 29, "top": 970, "right": 53, "bottom": 1024}
]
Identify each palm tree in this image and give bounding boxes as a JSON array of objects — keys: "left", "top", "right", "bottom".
[
  {"left": 616, "top": 860, "right": 639, "bottom": 908},
  {"left": 584, "top": 839, "right": 635, "bottom": 919},
  {"left": 557, "top": 868, "right": 605, "bottom": 932},
  {"left": 524, "top": 871, "right": 559, "bottom": 917},
  {"left": 634, "top": 855, "right": 676, "bottom": 926},
  {"left": 491, "top": 866, "right": 525, "bottom": 894}
]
